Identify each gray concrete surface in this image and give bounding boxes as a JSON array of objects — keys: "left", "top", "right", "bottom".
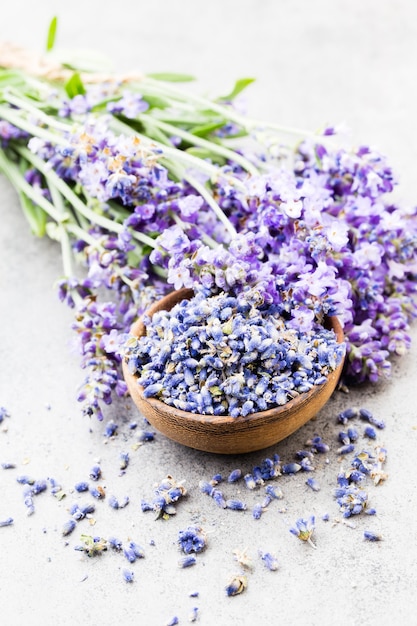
[{"left": 1, "top": 2, "right": 417, "bottom": 625}]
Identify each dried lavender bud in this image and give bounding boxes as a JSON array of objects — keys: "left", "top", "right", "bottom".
[
  {"left": 103, "top": 420, "right": 118, "bottom": 437},
  {"left": 62, "top": 519, "right": 77, "bottom": 536},
  {"left": 178, "top": 555, "right": 197, "bottom": 568},
  {"left": 364, "top": 530, "right": 383, "bottom": 541},
  {"left": 32, "top": 480, "right": 47, "bottom": 495},
  {"left": 1, "top": 462, "right": 16, "bottom": 469},
  {"left": 122, "top": 569, "right": 134, "bottom": 583},
  {"left": 225, "top": 499, "right": 247, "bottom": 511},
  {"left": 89, "top": 465, "right": 102, "bottom": 481},
  {"left": 90, "top": 486, "right": 105, "bottom": 499},
  {"left": 364, "top": 426, "right": 377, "bottom": 439},
  {"left": 108, "top": 537, "right": 123, "bottom": 551},
  {"left": 259, "top": 550, "right": 279, "bottom": 571},
  {"left": 178, "top": 526, "right": 206, "bottom": 554},
  {"left": 337, "top": 407, "right": 358, "bottom": 424},
  {"left": 265, "top": 485, "right": 283, "bottom": 500},
  {"left": 306, "top": 477, "right": 320, "bottom": 492},
  {"left": 225, "top": 575, "right": 247, "bottom": 596},
  {"left": 282, "top": 462, "right": 301, "bottom": 474},
  {"left": 0, "top": 517, "right": 14, "bottom": 527},
  {"left": 227, "top": 469, "right": 242, "bottom": 483},
  {"left": 289, "top": 516, "right": 316, "bottom": 548},
  {"left": 74, "top": 482, "right": 89, "bottom": 493}
]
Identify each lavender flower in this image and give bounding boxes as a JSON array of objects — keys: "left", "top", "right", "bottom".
[
  {"left": 259, "top": 550, "right": 279, "bottom": 571},
  {"left": 178, "top": 526, "right": 207, "bottom": 554},
  {"left": 289, "top": 516, "right": 316, "bottom": 548}
]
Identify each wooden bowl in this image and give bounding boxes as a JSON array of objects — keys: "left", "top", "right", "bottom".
[{"left": 122, "top": 288, "right": 345, "bottom": 454}]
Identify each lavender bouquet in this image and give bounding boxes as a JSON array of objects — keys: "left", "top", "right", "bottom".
[{"left": 1, "top": 20, "right": 416, "bottom": 420}]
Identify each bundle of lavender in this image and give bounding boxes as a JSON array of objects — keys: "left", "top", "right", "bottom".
[{"left": 1, "top": 19, "right": 416, "bottom": 420}]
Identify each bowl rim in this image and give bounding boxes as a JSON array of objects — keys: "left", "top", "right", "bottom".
[{"left": 123, "top": 287, "right": 345, "bottom": 426}]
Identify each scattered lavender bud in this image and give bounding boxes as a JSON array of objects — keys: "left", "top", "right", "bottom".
[
  {"left": 299, "top": 456, "right": 315, "bottom": 471},
  {"left": 227, "top": 469, "right": 242, "bottom": 483},
  {"left": 2, "top": 462, "right": 16, "bottom": 469},
  {"left": 16, "top": 475, "right": 34, "bottom": 485},
  {"left": 137, "top": 430, "right": 155, "bottom": 442},
  {"left": 295, "top": 449, "right": 314, "bottom": 461},
  {"left": 243, "top": 474, "right": 257, "bottom": 490},
  {"left": 189, "top": 606, "right": 199, "bottom": 622},
  {"left": 0, "top": 517, "right": 14, "bottom": 527},
  {"left": 252, "top": 503, "right": 264, "bottom": 520},
  {"left": 225, "top": 499, "right": 247, "bottom": 511},
  {"left": 0, "top": 406, "right": 10, "bottom": 422},
  {"left": 281, "top": 462, "right": 301, "bottom": 475},
  {"left": 359, "top": 408, "right": 373, "bottom": 422},
  {"left": 189, "top": 591, "right": 199, "bottom": 598},
  {"left": 225, "top": 575, "right": 247, "bottom": 596},
  {"left": 109, "top": 495, "right": 129, "bottom": 509},
  {"left": 337, "top": 407, "right": 358, "bottom": 424},
  {"left": 32, "top": 480, "right": 47, "bottom": 495},
  {"left": 338, "top": 431, "right": 350, "bottom": 445},
  {"left": 90, "top": 486, "right": 105, "bottom": 499},
  {"left": 265, "top": 485, "right": 283, "bottom": 500},
  {"left": 306, "top": 477, "right": 320, "bottom": 492},
  {"left": 129, "top": 421, "right": 138, "bottom": 430},
  {"left": 308, "top": 436, "right": 329, "bottom": 454},
  {"left": 75, "top": 535, "right": 107, "bottom": 557},
  {"left": 89, "top": 465, "right": 102, "bottom": 481},
  {"left": 122, "top": 569, "right": 135, "bottom": 583},
  {"left": 103, "top": 420, "right": 118, "bottom": 437},
  {"left": 370, "top": 417, "right": 385, "bottom": 430},
  {"left": 322, "top": 513, "right": 330, "bottom": 521},
  {"left": 62, "top": 519, "right": 77, "bottom": 536},
  {"left": 210, "top": 473, "right": 222, "bottom": 485},
  {"left": 108, "top": 495, "right": 120, "bottom": 509},
  {"left": 364, "top": 508, "right": 377, "bottom": 516},
  {"left": 211, "top": 488, "right": 227, "bottom": 509},
  {"left": 364, "top": 530, "right": 383, "bottom": 541},
  {"left": 364, "top": 426, "right": 377, "bottom": 439},
  {"left": 259, "top": 550, "right": 279, "bottom": 571},
  {"left": 347, "top": 427, "right": 358, "bottom": 441},
  {"left": 74, "top": 482, "right": 89, "bottom": 493},
  {"left": 108, "top": 537, "right": 123, "bottom": 551},
  {"left": 165, "top": 617, "right": 179, "bottom": 626},
  {"left": 178, "top": 555, "right": 197, "bottom": 568},
  {"left": 123, "top": 541, "right": 145, "bottom": 563},
  {"left": 178, "top": 526, "right": 207, "bottom": 554},
  {"left": 119, "top": 452, "right": 129, "bottom": 471},
  {"left": 337, "top": 443, "right": 355, "bottom": 455},
  {"left": 289, "top": 516, "right": 316, "bottom": 548}
]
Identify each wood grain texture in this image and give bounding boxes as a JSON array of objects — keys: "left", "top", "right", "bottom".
[{"left": 122, "top": 288, "right": 345, "bottom": 454}]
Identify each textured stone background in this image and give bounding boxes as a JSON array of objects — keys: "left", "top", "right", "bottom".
[{"left": 1, "top": 2, "right": 417, "bottom": 624}]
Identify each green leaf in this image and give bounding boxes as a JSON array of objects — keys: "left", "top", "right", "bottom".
[
  {"left": 191, "top": 121, "right": 227, "bottom": 138},
  {"left": 65, "top": 72, "right": 86, "bottom": 98},
  {"left": 217, "top": 77, "right": 256, "bottom": 102},
  {"left": 18, "top": 190, "right": 47, "bottom": 237},
  {"left": 185, "top": 147, "right": 226, "bottom": 165},
  {"left": 46, "top": 16, "right": 58, "bottom": 52},
  {"left": 147, "top": 72, "right": 195, "bottom": 83}
]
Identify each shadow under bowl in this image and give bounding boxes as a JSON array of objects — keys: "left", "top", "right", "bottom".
[{"left": 122, "top": 288, "right": 345, "bottom": 454}]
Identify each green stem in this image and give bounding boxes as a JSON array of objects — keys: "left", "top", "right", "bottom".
[
  {"left": 139, "top": 113, "right": 259, "bottom": 176},
  {"left": 0, "top": 105, "right": 69, "bottom": 146},
  {"left": 0, "top": 148, "right": 68, "bottom": 223},
  {"left": 2, "top": 88, "right": 70, "bottom": 132},
  {"left": 16, "top": 145, "right": 157, "bottom": 249}
]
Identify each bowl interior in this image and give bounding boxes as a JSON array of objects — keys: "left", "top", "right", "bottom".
[{"left": 122, "top": 288, "right": 345, "bottom": 454}]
